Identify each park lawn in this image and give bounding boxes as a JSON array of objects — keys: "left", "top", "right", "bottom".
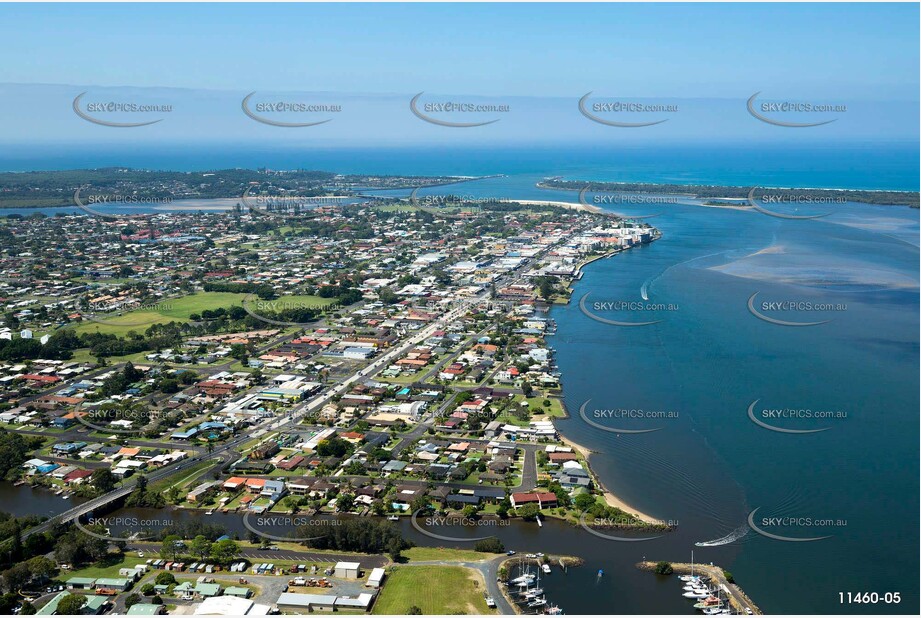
[
  {"left": 371, "top": 566, "right": 494, "bottom": 615},
  {"left": 377, "top": 373, "right": 420, "bottom": 385},
  {"left": 533, "top": 396, "right": 566, "bottom": 418},
  {"left": 61, "top": 554, "right": 133, "bottom": 581},
  {"left": 69, "top": 348, "right": 151, "bottom": 365},
  {"left": 402, "top": 547, "right": 499, "bottom": 563},
  {"left": 72, "top": 292, "right": 244, "bottom": 336}
]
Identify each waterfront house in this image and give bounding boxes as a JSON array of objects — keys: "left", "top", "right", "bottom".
[{"left": 510, "top": 491, "right": 558, "bottom": 509}]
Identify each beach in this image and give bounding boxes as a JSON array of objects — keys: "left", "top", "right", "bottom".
[{"left": 555, "top": 432, "right": 659, "bottom": 524}]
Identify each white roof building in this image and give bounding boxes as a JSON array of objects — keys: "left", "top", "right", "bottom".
[{"left": 194, "top": 595, "right": 270, "bottom": 615}]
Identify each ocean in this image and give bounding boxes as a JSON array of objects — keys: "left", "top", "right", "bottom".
[{"left": 0, "top": 141, "right": 918, "bottom": 191}]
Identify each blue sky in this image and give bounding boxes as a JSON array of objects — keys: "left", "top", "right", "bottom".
[{"left": 0, "top": 2, "right": 918, "bottom": 100}]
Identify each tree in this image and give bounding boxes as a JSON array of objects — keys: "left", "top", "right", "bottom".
[
  {"left": 654, "top": 561, "right": 673, "bottom": 575},
  {"left": 19, "top": 602, "right": 36, "bottom": 615},
  {"left": 124, "top": 593, "right": 142, "bottom": 609},
  {"left": 141, "top": 583, "right": 155, "bottom": 595},
  {"left": 410, "top": 494, "right": 431, "bottom": 514},
  {"left": 90, "top": 468, "right": 118, "bottom": 493},
  {"left": 210, "top": 539, "right": 240, "bottom": 564},
  {"left": 2, "top": 563, "right": 30, "bottom": 593},
  {"left": 190, "top": 535, "right": 212, "bottom": 561},
  {"left": 573, "top": 493, "right": 597, "bottom": 511},
  {"left": 336, "top": 493, "right": 355, "bottom": 512},
  {"left": 473, "top": 537, "right": 505, "bottom": 553},
  {"left": 516, "top": 503, "right": 540, "bottom": 521},
  {"left": 56, "top": 594, "right": 87, "bottom": 615},
  {"left": 160, "top": 535, "right": 183, "bottom": 561},
  {"left": 316, "top": 437, "right": 352, "bottom": 458},
  {"left": 387, "top": 537, "right": 403, "bottom": 562},
  {"left": 407, "top": 606, "right": 422, "bottom": 615},
  {"left": 26, "top": 556, "right": 56, "bottom": 582},
  {"left": 283, "top": 496, "right": 301, "bottom": 514},
  {"left": 521, "top": 380, "right": 533, "bottom": 397},
  {"left": 154, "top": 572, "right": 176, "bottom": 586}
]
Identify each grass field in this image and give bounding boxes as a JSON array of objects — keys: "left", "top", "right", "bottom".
[
  {"left": 402, "top": 547, "right": 499, "bottom": 563},
  {"left": 148, "top": 459, "right": 218, "bottom": 493},
  {"left": 372, "top": 566, "right": 494, "bottom": 615},
  {"left": 60, "top": 554, "right": 133, "bottom": 581},
  {"left": 72, "top": 292, "right": 330, "bottom": 336}
]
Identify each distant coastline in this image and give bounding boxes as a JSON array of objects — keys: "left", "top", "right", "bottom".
[{"left": 538, "top": 178, "right": 920, "bottom": 208}]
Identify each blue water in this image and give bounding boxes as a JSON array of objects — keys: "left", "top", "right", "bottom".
[{"left": 0, "top": 141, "right": 918, "bottom": 191}]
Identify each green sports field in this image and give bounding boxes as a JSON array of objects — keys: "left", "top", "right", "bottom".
[
  {"left": 72, "top": 292, "right": 330, "bottom": 336},
  {"left": 371, "top": 566, "right": 495, "bottom": 615}
]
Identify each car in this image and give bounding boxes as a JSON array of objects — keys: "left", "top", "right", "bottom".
[
  {"left": 137, "top": 551, "right": 145, "bottom": 557},
  {"left": 506, "top": 550, "right": 516, "bottom": 555}
]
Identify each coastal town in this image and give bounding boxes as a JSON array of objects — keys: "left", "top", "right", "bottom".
[{"left": 0, "top": 176, "right": 681, "bottom": 616}]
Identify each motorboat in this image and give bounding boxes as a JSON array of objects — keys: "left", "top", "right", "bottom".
[{"left": 693, "top": 596, "right": 722, "bottom": 609}]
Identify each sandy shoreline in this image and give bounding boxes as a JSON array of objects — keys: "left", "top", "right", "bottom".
[{"left": 555, "top": 432, "right": 659, "bottom": 524}]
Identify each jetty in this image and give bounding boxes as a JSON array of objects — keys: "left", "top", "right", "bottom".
[{"left": 636, "top": 560, "right": 762, "bottom": 615}]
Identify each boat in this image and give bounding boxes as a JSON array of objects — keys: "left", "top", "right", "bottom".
[
  {"left": 541, "top": 564, "right": 551, "bottom": 574},
  {"left": 544, "top": 605, "right": 563, "bottom": 615},
  {"left": 205, "top": 509, "right": 213, "bottom": 515},
  {"left": 702, "top": 607, "right": 725, "bottom": 615},
  {"left": 61, "top": 494, "right": 70, "bottom": 500},
  {"left": 510, "top": 574, "right": 535, "bottom": 586},
  {"left": 683, "top": 590, "right": 710, "bottom": 599},
  {"left": 693, "top": 596, "right": 722, "bottom": 609},
  {"left": 527, "top": 597, "right": 548, "bottom": 608},
  {"left": 597, "top": 569, "right": 604, "bottom": 577}
]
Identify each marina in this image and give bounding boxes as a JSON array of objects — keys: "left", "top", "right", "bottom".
[
  {"left": 504, "top": 555, "right": 567, "bottom": 615},
  {"left": 638, "top": 559, "right": 761, "bottom": 616}
]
